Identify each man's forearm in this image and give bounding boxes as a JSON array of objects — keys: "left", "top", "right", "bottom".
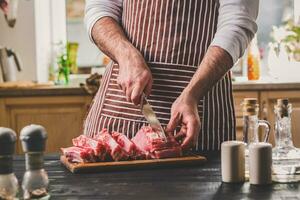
[
  {"left": 185, "top": 46, "right": 233, "bottom": 100},
  {"left": 91, "top": 17, "right": 138, "bottom": 62}
]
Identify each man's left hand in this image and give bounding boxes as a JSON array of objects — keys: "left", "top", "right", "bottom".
[{"left": 166, "top": 91, "right": 201, "bottom": 150}]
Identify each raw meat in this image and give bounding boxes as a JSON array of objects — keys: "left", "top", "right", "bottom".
[
  {"left": 72, "top": 135, "right": 106, "bottom": 161},
  {"left": 61, "top": 146, "right": 95, "bottom": 163},
  {"left": 112, "top": 131, "right": 136, "bottom": 156},
  {"left": 132, "top": 126, "right": 182, "bottom": 159},
  {"left": 112, "top": 131, "right": 146, "bottom": 160},
  {"left": 95, "top": 129, "right": 129, "bottom": 161},
  {"left": 154, "top": 146, "right": 182, "bottom": 158},
  {"left": 62, "top": 126, "right": 182, "bottom": 163}
]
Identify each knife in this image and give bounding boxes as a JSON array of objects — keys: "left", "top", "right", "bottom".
[{"left": 140, "top": 93, "right": 167, "bottom": 139}]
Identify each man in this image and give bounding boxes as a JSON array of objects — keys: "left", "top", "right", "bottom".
[{"left": 84, "top": 0, "right": 259, "bottom": 151}]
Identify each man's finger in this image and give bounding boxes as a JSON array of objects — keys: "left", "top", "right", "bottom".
[
  {"left": 174, "top": 132, "right": 186, "bottom": 142},
  {"left": 181, "top": 121, "right": 197, "bottom": 149},
  {"left": 174, "top": 125, "right": 187, "bottom": 138},
  {"left": 126, "top": 86, "right": 133, "bottom": 102},
  {"left": 166, "top": 112, "right": 181, "bottom": 133},
  {"left": 131, "top": 84, "right": 144, "bottom": 105}
]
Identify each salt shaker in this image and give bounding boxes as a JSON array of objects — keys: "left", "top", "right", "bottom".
[
  {"left": 249, "top": 142, "right": 272, "bottom": 185},
  {"left": 20, "top": 124, "right": 49, "bottom": 200},
  {"left": 221, "top": 141, "right": 245, "bottom": 183},
  {"left": 0, "top": 127, "right": 18, "bottom": 200}
]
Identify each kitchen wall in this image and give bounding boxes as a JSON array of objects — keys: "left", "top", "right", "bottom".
[
  {"left": 0, "top": 0, "right": 36, "bottom": 81},
  {"left": 0, "top": 0, "right": 66, "bottom": 82},
  {"left": 67, "top": 20, "right": 103, "bottom": 67}
]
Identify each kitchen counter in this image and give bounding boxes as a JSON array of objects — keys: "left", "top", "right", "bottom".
[
  {"left": 232, "top": 81, "right": 300, "bottom": 91},
  {"left": 0, "top": 85, "right": 89, "bottom": 97},
  {"left": 13, "top": 154, "right": 300, "bottom": 200},
  {"left": 0, "top": 81, "right": 300, "bottom": 97}
]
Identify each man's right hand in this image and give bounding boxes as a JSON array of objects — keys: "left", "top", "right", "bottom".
[
  {"left": 117, "top": 50, "right": 153, "bottom": 105},
  {"left": 90, "top": 17, "right": 152, "bottom": 105}
]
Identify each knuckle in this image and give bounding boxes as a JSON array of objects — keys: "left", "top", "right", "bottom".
[
  {"left": 136, "top": 78, "right": 143, "bottom": 85},
  {"left": 125, "top": 80, "right": 132, "bottom": 87},
  {"left": 191, "top": 118, "right": 199, "bottom": 125}
]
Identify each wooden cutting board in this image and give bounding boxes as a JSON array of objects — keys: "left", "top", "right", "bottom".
[{"left": 60, "top": 155, "right": 206, "bottom": 173}]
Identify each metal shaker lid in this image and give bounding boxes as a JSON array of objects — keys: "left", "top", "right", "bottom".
[
  {"left": 20, "top": 124, "right": 47, "bottom": 152},
  {"left": 0, "top": 127, "right": 16, "bottom": 155}
]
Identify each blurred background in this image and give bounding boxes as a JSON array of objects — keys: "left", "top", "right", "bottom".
[
  {"left": 0, "top": 0, "right": 300, "bottom": 153},
  {"left": 0, "top": 0, "right": 298, "bottom": 83}
]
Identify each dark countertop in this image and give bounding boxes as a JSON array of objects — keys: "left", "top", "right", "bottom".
[
  {"left": 13, "top": 154, "right": 300, "bottom": 200},
  {"left": 1, "top": 81, "right": 300, "bottom": 97}
]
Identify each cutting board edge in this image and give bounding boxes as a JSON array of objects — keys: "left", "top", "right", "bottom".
[{"left": 60, "top": 155, "right": 207, "bottom": 173}]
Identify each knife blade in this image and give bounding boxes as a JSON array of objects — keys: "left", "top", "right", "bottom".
[{"left": 140, "top": 93, "right": 167, "bottom": 139}]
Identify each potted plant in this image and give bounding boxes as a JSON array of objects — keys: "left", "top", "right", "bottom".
[{"left": 55, "top": 42, "right": 78, "bottom": 85}]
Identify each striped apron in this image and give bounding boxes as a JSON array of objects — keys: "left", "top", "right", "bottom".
[{"left": 83, "top": 0, "right": 236, "bottom": 151}]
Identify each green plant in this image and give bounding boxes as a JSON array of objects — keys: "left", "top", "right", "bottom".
[
  {"left": 57, "top": 52, "right": 70, "bottom": 84},
  {"left": 56, "top": 42, "right": 78, "bottom": 85}
]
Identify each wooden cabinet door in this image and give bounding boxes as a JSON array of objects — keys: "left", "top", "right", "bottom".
[
  {"left": 261, "top": 91, "right": 300, "bottom": 147},
  {"left": 233, "top": 91, "right": 259, "bottom": 141},
  {"left": 0, "top": 96, "right": 92, "bottom": 153}
]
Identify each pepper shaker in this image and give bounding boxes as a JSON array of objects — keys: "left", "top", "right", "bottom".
[
  {"left": 20, "top": 124, "right": 49, "bottom": 200},
  {"left": 249, "top": 142, "right": 272, "bottom": 185},
  {"left": 221, "top": 141, "right": 245, "bottom": 183},
  {"left": 0, "top": 127, "right": 18, "bottom": 200}
]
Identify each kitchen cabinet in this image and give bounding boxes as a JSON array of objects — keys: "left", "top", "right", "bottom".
[
  {"left": 1, "top": 83, "right": 300, "bottom": 153},
  {"left": 0, "top": 95, "right": 92, "bottom": 153},
  {"left": 260, "top": 91, "right": 300, "bottom": 147}
]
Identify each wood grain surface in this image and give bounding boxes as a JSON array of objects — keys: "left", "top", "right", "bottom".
[
  {"left": 12, "top": 154, "right": 300, "bottom": 200},
  {"left": 60, "top": 155, "right": 207, "bottom": 173}
]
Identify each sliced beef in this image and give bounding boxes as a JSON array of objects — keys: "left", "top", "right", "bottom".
[
  {"left": 132, "top": 126, "right": 182, "bottom": 159},
  {"left": 153, "top": 146, "right": 182, "bottom": 159},
  {"left": 112, "top": 131, "right": 146, "bottom": 160},
  {"left": 61, "top": 146, "right": 95, "bottom": 163},
  {"left": 95, "top": 129, "right": 129, "bottom": 161},
  {"left": 112, "top": 131, "right": 136, "bottom": 156},
  {"left": 72, "top": 135, "right": 107, "bottom": 161}
]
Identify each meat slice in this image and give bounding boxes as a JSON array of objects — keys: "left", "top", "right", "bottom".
[
  {"left": 132, "top": 126, "right": 182, "bottom": 159},
  {"left": 61, "top": 146, "right": 95, "bottom": 163},
  {"left": 154, "top": 146, "right": 183, "bottom": 159},
  {"left": 95, "top": 129, "right": 129, "bottom": 161},
  {"left": 112, "top": 132, "right": 136, "bottom": 156},
  {"left": 72, "top": 135, "right": 106, "bottom": 161},
  {"left": 112, "top": 131, "right": 146, "bottom": 160}
]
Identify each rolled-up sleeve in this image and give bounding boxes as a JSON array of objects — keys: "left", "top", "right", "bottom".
[
  {"left": 85, "top": 0, "right": 123, "bottom": 43},
  {"left": 210, "top": 0, "right": 259, "bottom": 64}
]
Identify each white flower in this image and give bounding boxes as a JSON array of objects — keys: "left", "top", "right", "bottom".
[{"left": 271, "top": 26, "right": 296, "bottom": 43}]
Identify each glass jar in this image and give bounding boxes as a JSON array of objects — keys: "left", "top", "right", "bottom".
[{"left": 272, "top": 99, "right": 300, "bottom": 183}]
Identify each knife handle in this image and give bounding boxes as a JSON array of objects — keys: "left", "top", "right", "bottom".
[{"left": 140, "top": 92, "right": 146, "bottom": 109}]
